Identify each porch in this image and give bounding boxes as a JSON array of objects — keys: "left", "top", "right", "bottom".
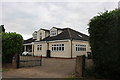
[{"left": 23, "top": 43, "right": 34, "bottom": 56}]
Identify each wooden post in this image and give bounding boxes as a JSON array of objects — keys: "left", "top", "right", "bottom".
[
  {"left": 32, "top": 44, "right": 34, "bottom": 56},
  {"left": 40, "top": 55, "right": 42, "bottom": 66},
  {"left": 75, "top": 55, "right": 86, "bottom": 77},
  {"left": 82, "top": 55, "right": 86, "bottom": 77},
  {"left": 16, "top": 54, "right": 20, "bottom": 68},
  {"left": 24, "top": 45, "right": 26, "bottom": 51}
]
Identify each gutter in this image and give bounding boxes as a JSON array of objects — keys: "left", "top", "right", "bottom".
[
  {"left": 67, "top": 29, "right": 73, "bottom": 59},
  {"left": 47, "top": 41, "right": 49, "bottom": 50},
  {"left": 34, "top": 39, "right": 70, "bottom": 43},
  {"left": 70, "top": 39, "right": 73, "bottom": 59}
]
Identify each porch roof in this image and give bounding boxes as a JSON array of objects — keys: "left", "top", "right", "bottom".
[{"left": 24, "top": 37, "right": 35, "bottom": 44}]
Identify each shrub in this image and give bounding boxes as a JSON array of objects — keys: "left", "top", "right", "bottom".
[
  {"left": 88, "top": 9, "right": 120, "bottom": 79},
  {"left": 2, "top": 32, "right": 23, "bottom": 63}
]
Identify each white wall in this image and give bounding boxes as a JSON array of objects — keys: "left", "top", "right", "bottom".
[
  {"left": 48, "top": 41, "right": 71, "bottom": 58},
  {"left": 34, "top": 40, "right": 71, "bottom": 58},
  {"left": 72, "top": 40, "right": 90, "bottom": 57},
  {"left": 37, "top": 29, "right": 49, "bottom": 41},
  {"left": 33, "top": 40, "right": 91, "bottom": 58},
  {"left": 32, "top": 31, "right": 37, "bottom": 39},
  {"left": 45, "top": 31, "right": 49, "bottom": 38},
  {"left": 58, "top": 30, "right": 63, "bottom": 34},
  {"left": 34, "top": 42, "right": 48, "bottom": 56}
]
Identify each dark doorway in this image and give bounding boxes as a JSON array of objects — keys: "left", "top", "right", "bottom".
[{"left": 46, "top": 50, "right": 51, "bottom": 58}]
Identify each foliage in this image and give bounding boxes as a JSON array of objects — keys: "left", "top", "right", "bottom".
[
  {"left": 2, "top": 32, "right": 23, "bottom": 63},
  {"left": 88, "top": 9, "right": 120, "bottom": 79}
]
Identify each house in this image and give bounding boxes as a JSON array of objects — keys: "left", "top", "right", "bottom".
[{"left": 23, "top": 27, "right": 91, "bottom": 58}]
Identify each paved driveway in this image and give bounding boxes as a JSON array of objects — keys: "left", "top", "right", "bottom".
[{"left": 3, "top": 58, "right": 76, "bottom": 78}]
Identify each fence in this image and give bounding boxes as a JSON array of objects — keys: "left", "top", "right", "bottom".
[{"left": 12, "top": 54, "right": 42, "bottom": 68}]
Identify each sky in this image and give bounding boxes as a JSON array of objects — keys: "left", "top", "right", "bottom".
[{"left": 1, "top": 1, "right": 119, "bottom": 40}]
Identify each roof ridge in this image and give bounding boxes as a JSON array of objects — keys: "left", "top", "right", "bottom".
[
  {"left": 68, "top": 28, "right": 88, "bottom": 37},
  {"left": 67, "top": 28, "right": 72, "bottom": 40},
  {"left": 53, "top": 27, "right": 63, "bottom": 30},
  {"left": 38, "top": 28, "right": 49, "bottom": 32}
]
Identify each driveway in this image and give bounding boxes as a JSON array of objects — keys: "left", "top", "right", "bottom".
[{"left": 2, "top": 58, "right": 76, "bottom": 78}]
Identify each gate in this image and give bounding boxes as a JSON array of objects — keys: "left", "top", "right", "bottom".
[{"left": 14, "top": 54, "right": 42, "bottom": 68}]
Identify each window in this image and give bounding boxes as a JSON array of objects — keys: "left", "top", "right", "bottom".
[
  {"left": 37, "top": 45, "right": 42, "bottom": 51},
  {"left": 40, "top": 33, "right": 42, "bottom": 40},
  {"left": 52, "top": 44, "right": 64, "bottom": 51},
  {"left": 76, "top": 44, "right": 86, "bottom": 51},
  {"left": 50, "top": 31, "right": 56, "bottom": 36}
]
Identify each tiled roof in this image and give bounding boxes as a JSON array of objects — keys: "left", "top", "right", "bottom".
[
  {"left": 24, "top": 37, "right": 35, "bottom": 44},
  {"left": 41, "top": 28, "right": 49, "bottom": 32},
  {"left": 40, "top": 28, "right": 89, "bottom": 41},
  {"left": 25, "top": 27, "right": 89, "bottom": 44},
  {"left": 52, "top": 27, "right": 63, "bottom": 30}
]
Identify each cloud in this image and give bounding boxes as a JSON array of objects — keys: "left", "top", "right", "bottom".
[{"left": 2, "top": 2, "right": 118, "bottom": 39}]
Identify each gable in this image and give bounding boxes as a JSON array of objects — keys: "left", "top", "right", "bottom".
[{"left": 50, "top": 27, "right": 57, "bottom": 37}]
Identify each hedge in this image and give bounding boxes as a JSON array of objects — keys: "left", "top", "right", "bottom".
[
  {"left": 88, "top": 9, "right": 120, "bottom": 79},
  {"left": 2, "top": 32, "right": 23, "bottom": 63}
]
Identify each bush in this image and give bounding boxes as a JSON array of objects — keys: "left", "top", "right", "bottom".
[
  {"left": 88, "top": 9, "right": 120, "bottom": 79},
  {"left": 2, "top": 32, "right": 23, "bottom": 63}
]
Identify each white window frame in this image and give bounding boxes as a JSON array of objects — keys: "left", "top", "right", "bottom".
[
  {"left": 76, "top": 44, "right": 86, "bottom": 51},
  {"left": 50, "top": 31, "right": 57, "bottom": 36},
  {"left": 52, "top": 44, "right": 64, "bottom": 51},
  {"left": 37, "top": 45, "right": 42, "bottom": 51}
]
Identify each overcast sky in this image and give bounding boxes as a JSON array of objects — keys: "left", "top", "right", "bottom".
[{"left": 1, "top": 1, "right": 118, "bottom": 40}]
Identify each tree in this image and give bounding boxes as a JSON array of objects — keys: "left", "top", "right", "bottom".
[
  {"left": 2, "top": 32, "right": 23, "bottom": 63},
  {"left": 88, "top": 9, "right": 120, "bottom": 79}
]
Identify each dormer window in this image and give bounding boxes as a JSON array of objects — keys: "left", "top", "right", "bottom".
[
  {"left": 50, "top": 31, "right": 57, "bottom": 36},
  {"left": 40, "top": 33, "right": 42, "bottom": 40},
  {"left": 33, "top": 31, "right": 37, "bottom": 39}
]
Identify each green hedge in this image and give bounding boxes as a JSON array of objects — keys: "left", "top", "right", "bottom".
[
  {"left": 88, "top": 9, "right": 120, "bottom": 79},
  {"left": 2, "top": 32, "right": 23, "bottom": 63}
]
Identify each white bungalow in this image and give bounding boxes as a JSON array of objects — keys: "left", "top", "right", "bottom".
[{"left": 23, "top": 27, "right": 91, "bottom": 58}]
